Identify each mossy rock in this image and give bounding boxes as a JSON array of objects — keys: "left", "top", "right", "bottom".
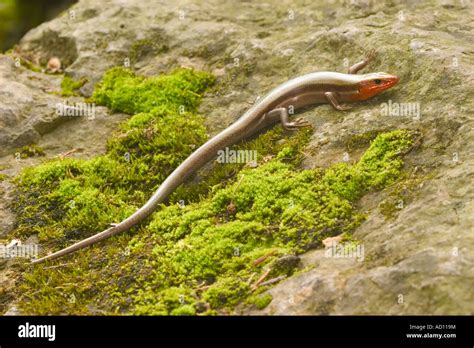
[
  {"left": 60, "top": 76, "right": 88, "bottom": 97},
  {"left": 8, "top": 60, "right": 417, "bottom": 316},
  {"left": 14, "top": 144, "right": 45, "bottom": 159},
  {"left": 13, "top": 117, "right": 415, "bottom": 315}
]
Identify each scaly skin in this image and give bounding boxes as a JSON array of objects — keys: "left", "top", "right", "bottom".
[{"left": 32, "top": 51, "right": 399, "bottom": 264}]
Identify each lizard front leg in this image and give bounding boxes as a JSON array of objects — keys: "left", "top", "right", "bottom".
[
  {"left": 324, "top": 92, "right": 352, "bottom": 111},
  {"left": 348, "top": 49, "right": 376, "bottom": 74},
  {"left": 266, "top": 107, "right": 311, "bottom": 131}
]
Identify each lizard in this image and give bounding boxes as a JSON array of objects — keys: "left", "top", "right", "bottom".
[{"left": 32, "top": 50, "right": 399, "bottom": 264}]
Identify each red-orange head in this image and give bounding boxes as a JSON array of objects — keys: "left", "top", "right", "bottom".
[{"left": 356, "top": 72, "right": 400, "bottom": 100}]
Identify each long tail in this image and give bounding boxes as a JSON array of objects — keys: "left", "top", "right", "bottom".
[
  {"left": 31, "top": 200, "right": 159, "bottom": 264},
  {"left": 31, "top": 174, "right": 177, "bottom": 264},
  {"left": 31, "top": 117, "right": 259, "bottom": 264},
  {"left": 32, "top": 106, "right": 270, "bottom": 264}
]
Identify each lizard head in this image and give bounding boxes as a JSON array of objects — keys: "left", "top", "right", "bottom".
[{"left": 357, "top": 72, "right": 399, "bottom": 100}]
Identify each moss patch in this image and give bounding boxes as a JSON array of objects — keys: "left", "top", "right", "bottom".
[
  {"left": 12, "top": 67, "right": 215, "bottom": 246},
  {"left": 13, "top": 123, "right": 415, "bottom": 314},
  {"left": 60, "top": 75, "right": 88, "bottom": 97},
  {"left": 14, "top": 144, "right": 45, "bottom": 159},
  {"left": 247, "top": 293, "right": 273, "bottom": 310},
  {"left": 92, "top": 67, "right": 214, "bottom": 115}
]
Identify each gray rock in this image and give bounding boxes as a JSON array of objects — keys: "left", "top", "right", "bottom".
[
  {"left": 0, "top": 55, "right": 67, "bottom": 157},
  {"left": 0, "top": 0, "right": 472, "bottom": 315},
  {"left": 3, "top": 304, "right": 21, "bottom": 316}
]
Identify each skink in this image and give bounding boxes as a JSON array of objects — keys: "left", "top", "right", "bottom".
[{"left": 32, "top": 51, "right": 399, "bottom": 264}]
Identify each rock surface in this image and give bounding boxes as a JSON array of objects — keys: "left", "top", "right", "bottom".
[
  {"left": 1, "top": 0, "right": 473, "bottom": 314},
  {"left": 0, "top": 55, "right": 64, "bottom": 157}
]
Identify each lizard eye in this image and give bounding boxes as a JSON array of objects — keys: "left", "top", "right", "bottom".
[{"left": 374, "top": 79, "right": 382, "bottom": 84}]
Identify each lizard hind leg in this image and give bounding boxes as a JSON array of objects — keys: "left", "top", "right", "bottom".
[{"left": 266, "top": 107, "right": 311, "bottom": 131}]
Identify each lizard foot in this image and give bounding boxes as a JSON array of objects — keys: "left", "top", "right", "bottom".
[{"left": 284, "top": 117, "right": 311, "bottom": 130}]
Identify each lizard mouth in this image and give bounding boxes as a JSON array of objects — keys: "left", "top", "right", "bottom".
[
  {"left": 385, "top": 75, "right": 400, "bottom": 88},
  {"left": 358, "top": 74, "right": 400, "bottom": 100}
]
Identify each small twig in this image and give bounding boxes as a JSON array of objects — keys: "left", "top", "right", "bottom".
[
  {"left": 251, "top": 268, "right": 271, "bottom": 290},
  {"left": 196, "top": 281, "right": 211, "bottom": 291},
  {"left": 196, "top": 284, "right": 211, "bottom": 292},
  {"left": 232, "top": 174, "right": 245, "bottom": 195},
  {"left": 252, "top": 250, "right": 276, "bottom": 267},
  {"left": 247, "top": 272, "right": 257, "bottom": 285},
  {"left": 259, "top": 275, "right": 286, "bottom": 287},
  {"left": 57, "top": 148, "right": 78, "bottom": 160}
]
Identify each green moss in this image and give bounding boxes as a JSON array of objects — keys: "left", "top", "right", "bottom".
[
  {"left": 0, "top": 173, "right": 8, "bottom": 182},
  {"left": 127, "top": 129, "right": 413, "bottom": 313},
  {"left": 20, "top": 57, "right": 42, "bottom": 72},
  {"left": 11, "top": 64, "right": 417, "bottom": 315},
  {"left": 247, "top": 293, "right": 273, "bottom": 310},
  {"left": 2, "top": 53, "right": 45, "bottom": 72},
  {"left": 12, "top": 68, "right": 215, "bottom": 246},
  {"left": 92, "top": 67, "right": 215, "bottom": 115},
  {"left": 15, "top": 144, "right": 45, "bottom": 159},
  {"left": 14, "top": 127, "right": 415, "bottom": 315},
  {"left": 203, "top": 278, "right": 251, "bottom": 309},
  {"left": 171, "top": 304, "right": 196, "bottom": 316},
  {"left": 60, "top": 76, "right": 88, "bottom": 97},
  {"left": 323, "top": 130, "right": 414, "bottom": 201}
]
